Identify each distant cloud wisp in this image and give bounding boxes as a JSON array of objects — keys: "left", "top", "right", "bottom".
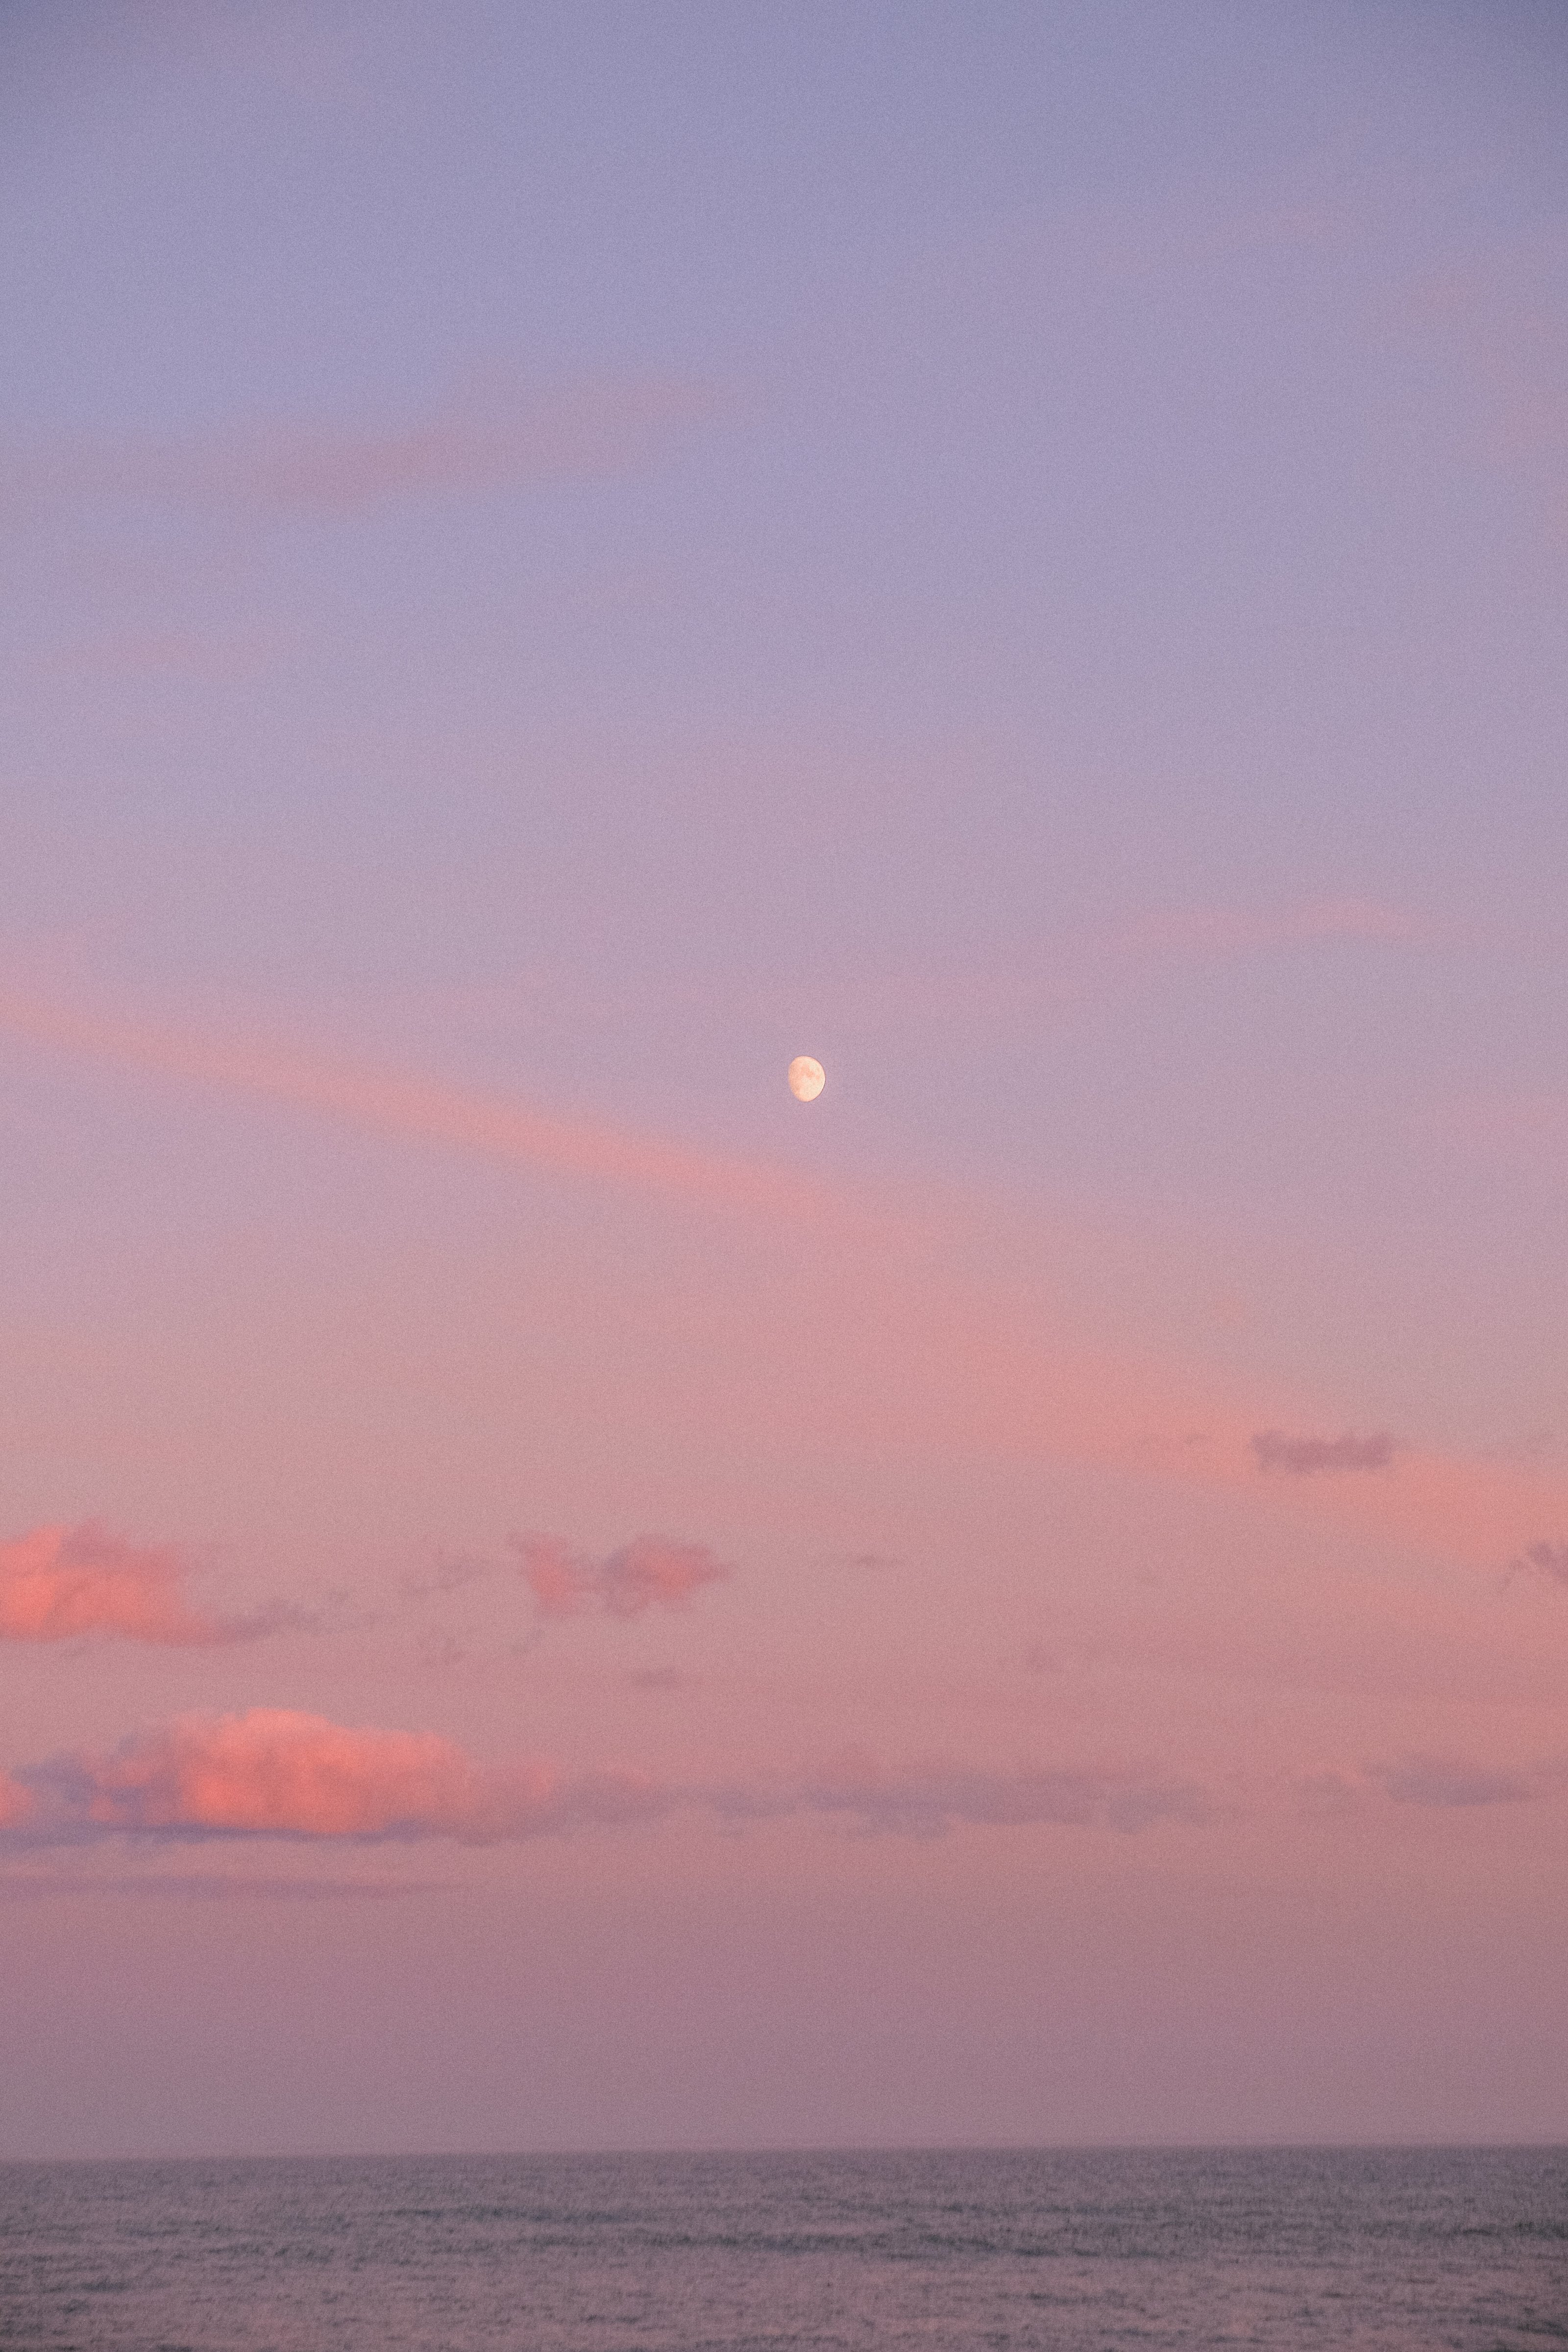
[
  {"left": 1252, "top": 1430, "right": 1397, "bottom": 1476},
  {"left": 514, "top": 1532, "right": 732, "bottom": 1620},
  {"left": 6, "top": 376, "right": 723, "bottom": 519},
  {"left": 0, "top": 1522, "right": 289, "bottom": 1648}
]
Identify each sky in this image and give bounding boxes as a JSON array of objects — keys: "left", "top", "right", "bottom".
[{"left": 1, "top": 0, "right": 1567, "bottom": 2157}]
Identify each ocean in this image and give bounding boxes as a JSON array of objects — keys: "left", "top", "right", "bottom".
[{"left": 0, "top": 2146, "right": 1563, "bottom": 2350}]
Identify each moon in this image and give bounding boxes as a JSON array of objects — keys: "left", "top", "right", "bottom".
[{"left": 787, "top": 1054, "right": 826, "bottom": 1102}]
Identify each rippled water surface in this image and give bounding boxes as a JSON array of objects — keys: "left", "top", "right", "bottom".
[{"left": 1, "top": 2146, "right": 1564, "bottom": 2350}]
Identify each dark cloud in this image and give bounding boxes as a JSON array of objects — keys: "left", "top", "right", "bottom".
[{"left": 1517, "top": 1540, "right": 1568, "bottom": 1587}]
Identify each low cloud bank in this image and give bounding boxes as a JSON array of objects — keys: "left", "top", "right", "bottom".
[
  {"left": 10, "top": 1714, "right": 1543, "bottom": 1853},
  {"left": 514, "top": 1532, "right": 731, "bottom": 1619},
  {"left": 6, "top": 1712, "right": 1206, "bottom": 1850}
]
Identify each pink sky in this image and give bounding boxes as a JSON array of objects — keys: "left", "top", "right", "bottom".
[{"left": 2, "top": 0, "right": 1567, "bottom": 2155}]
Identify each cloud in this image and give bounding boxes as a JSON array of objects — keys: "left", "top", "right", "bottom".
[
  {"left": 514, "top": 1533, "right": 732, "bottom": 1620},
  {"left": 0, "top": 990, "right": 832, "bottom": 1225},
  {"left": 1516, "top": 1540, "right": 1568, "bottom": 1588},
  {"left": 0, "top": 1775, "right": 33, "bottom": 1829},
  {"left": 783, "top": 1753, "right": 1211, "bottom": 1838},
  {"left": 5, "top": 1712, "right": 1209, "bottom": 1851},
  {"left": 5, "top": 377, "right": 723, "bottom": 519},
  {"left": 1369, "top": 1755, "right": 1536, "bottom": 1809},
  {"left": 25, "top": 1710, "right": 664, "bottom": 1845},
  {"left": 0, "top": 1521, "right": 288, "bottom": 1647},
  {"left": 627, "top": 1666, "right": 691, "bottom": 1691},
  {"left": 1252, "top": 1430, "right": 1397, "bottom": 1476}
]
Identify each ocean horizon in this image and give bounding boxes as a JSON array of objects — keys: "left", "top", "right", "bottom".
[{"left": 3, "top": 2142, "right": 1564, "bottom": 2349}]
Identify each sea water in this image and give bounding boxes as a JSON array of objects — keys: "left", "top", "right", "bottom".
[{"left": 0, "top": 2145, "right": 1564, "bottom": 2350}]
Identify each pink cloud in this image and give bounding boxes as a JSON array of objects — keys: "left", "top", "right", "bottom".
[
  {"left": 8, "top": 377, "right": 722, "bottom": 518},
  {"left": 0, "top": 1774, "right": 33, "bottom": 1829},
  {"left": 50, "top": 1711, "right": 664, "bottom": 1844},
  {"left": 514, "top": 1532, "right": 732, "bottom": 1619},
  {"left": 0, "top": 1521, "right": 270, "bottom": 1647},
  {"left": 1252, "top": 1430, "right": 1397, "bottom": 1476},
  {"left": 80, "top": 1711, "right": 519, "bottom": 1838}
]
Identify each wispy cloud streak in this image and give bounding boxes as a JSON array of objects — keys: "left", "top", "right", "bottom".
[
  {"left": 0, "top": 992, "right": 830, "bottom": 1222},
  {"left": 5, "top": 989, "right": 1568, "bottom": 1575}
]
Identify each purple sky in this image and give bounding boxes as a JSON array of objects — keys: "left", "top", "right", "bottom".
[{"left": 2, "top": 0, "right": 1568, "bottom": 2156}]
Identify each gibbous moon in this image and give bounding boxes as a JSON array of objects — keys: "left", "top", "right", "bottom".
[{"left": 788, "top": 1055, "right": 826, "bottom": 1102}]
